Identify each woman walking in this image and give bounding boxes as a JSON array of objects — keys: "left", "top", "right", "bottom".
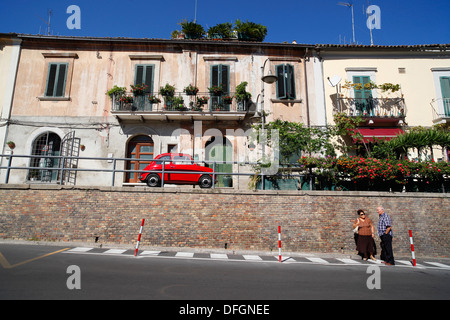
[{"left": 353, "top": 209, "right": 376, "bottom": 261}]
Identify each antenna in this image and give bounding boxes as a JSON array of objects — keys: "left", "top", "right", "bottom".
[
  {"left": 338, "top": 2, "right": 355, "bottom": 44},
  {"left": 194, "top": 0, "right": 197, "bottom": 23},
  {"left": 366, "top": 0, "right": 374, "bottom": 45},
  {"left": 35, "top": 9, "right": 52, "bottom": 35}
]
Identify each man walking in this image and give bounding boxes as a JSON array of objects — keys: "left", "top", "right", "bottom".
[{"left": 376, "top": 206, "right": 395, "bottom": 265}]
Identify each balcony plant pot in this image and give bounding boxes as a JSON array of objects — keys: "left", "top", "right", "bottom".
[
  {"left": 208, "top": 86, "right": 223, "bottom": 96},
  {"left": 159, "top": 84, "right": 175, "bottom": 97},
  {"left": 183, "top": 84, "right": 199, "bottom": 96}
]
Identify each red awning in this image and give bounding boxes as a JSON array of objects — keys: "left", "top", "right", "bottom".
[{"left": 351, "top": 128, "right": 404, "bottom": 143}]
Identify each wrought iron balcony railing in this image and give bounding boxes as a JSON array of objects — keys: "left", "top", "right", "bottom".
[
  {"left": 336, "top": 96, "right": 406, "bottom": 119},
  {"left": 431, "top": 98, "right": 450, "bottom": 122},
  {"left": 111, "top": 92, "right": 248, "bottom": 113}
]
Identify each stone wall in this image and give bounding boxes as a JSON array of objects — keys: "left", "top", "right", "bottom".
[{"left": 0, "top": 184, "right": 448, "bottom": 258}]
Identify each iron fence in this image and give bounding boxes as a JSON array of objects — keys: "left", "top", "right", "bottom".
[{"left": 0, "top": 154, "right": 447, "bottom": 193}]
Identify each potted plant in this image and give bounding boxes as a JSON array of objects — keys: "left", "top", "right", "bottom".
[
  {"left": 173, "top": 96, "right": 186, "bottom": 110},
  {"left": 235, "top": 81, "right": 252, "bottom": 109},
  {"left": 208, "top": 85, "right": 223, "bottom": 96},
  {"left": 159, "top": 83, "right": 176, "bottom": 97},
  {"left": 223, "top": 95, "right": 233, "bottom": 104},
  {"left": 130, "top": 84, "right": 148, "bottom": 95},
  {"left": 184, "top": 84, "right": 199, "bottom": 95},
  {"left": 119, "top": 95, "right": 133, "bottom": 104},
  {"left": 106, "top": 85, "right": 127, "bottom": 99},
  {"left": 193, "top": 96, "right": 208, "bottom": 111},
  {"left": 207, "top": 22, "right": 233, "bottom": 39},
  {"left": 180, "top": 20, "right": 205, "bottom": 39},
  {"left": 7, "top": 141, "right": 15, "bottom": 149},
  {"left": 148, "top": 95, "right": 161, "bottom": 104},
  {"left": 234, "top": 19, "right": 267, "bottom": 42}
]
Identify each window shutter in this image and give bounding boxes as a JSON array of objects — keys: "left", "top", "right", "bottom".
[
  {"left": 287, "top": 64, "right": 295, "bottom": 99},
  {"left": 276, "top": 64, "right": 286, "bottom": 99},
  {"left": 45, "top": 64, "right": 57, "bottom": 96},
  {"left": 276, "top": 64, "right": 295, "bottom": 99},
  {"left": 45, "top": 63, "right": 68, "bottom": 97},
  {"left": 144, "top": 66, "right": 153, "bottom": 93},
  {"left": 55, "top": 64, "right": 67, "bottom": 97},
  {"left": 221, "top": 65, "right": 229, "bottom": 93},
  {"left": 135, "top": 65, "right": 154, "bottom": 93},
  {"left": 211, "top": 64, "right": 230, "bottom": 92},
  {"left": 135, "top": 65, "right": 144, "bottom": 86},
  {"left": 211, "top": 65, "right": 219, "bottom": 87},
  {"left": 440, "top": 77, "right": 450, "bottom": 99}
]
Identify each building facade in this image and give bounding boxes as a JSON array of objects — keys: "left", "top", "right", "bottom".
[
  {"left": 318, "top": 43, "right": 450, "bottom": 161},
  {"left": 2, "top": 34, "right": 325, "bottom": 187},
  {"left": 0, "top": 34, "right": 21, "bottom": 167}
]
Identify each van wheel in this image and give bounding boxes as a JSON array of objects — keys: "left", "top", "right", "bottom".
[
  {"left": 146, "top": 174, "right": 161, "bottom": 187},
  {"left": 198, "top": 175, "right": 212, "bottom": 188}
]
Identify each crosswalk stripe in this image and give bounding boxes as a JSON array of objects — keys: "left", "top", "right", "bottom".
[
  {"left": 63, "top": 248, "right": 450, "bottom": 269},
  {"left": 367, "top": 259, "right": 383, "bottom": 264},
  {"left": 307, "top": 257, "right": 329, "bottom": 264},
  {"left": 243, "top": 255, "right": 262, "bottom": 261},
  {"left": 336, "top": 258, "right": 361, "bottom": 264},
  {"left": 103, "top": 249, "right": 127, "bottom": 254},
  {"left": 424, "top": 262, "right": 450, "bottom": 268},
  {"left": 140, "top": 251, "right": 161, "bottom": 256},
  {"left": 210, "top": 253, "right": 228, "bottom": 259},
  {"left": 175, "top": 252, "right": 194, "bottom": 257},
  {"left": 67, "top": 247, "right": 93, "bottom": 252}
]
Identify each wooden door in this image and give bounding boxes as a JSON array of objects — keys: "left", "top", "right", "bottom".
[{"left": 126, "top": 136, "right": 154, "bottom": 183}]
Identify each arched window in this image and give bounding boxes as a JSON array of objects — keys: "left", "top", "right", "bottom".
[{"left": 28, "top": 132, "right": 61, "bottom": 182}]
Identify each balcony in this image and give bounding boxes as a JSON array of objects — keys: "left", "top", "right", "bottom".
[
  {"left": 110, "top": 92, "right": 250, "bottom": 121},
  {"left": 431, "top": 98, "right": 450, "bottom": 124},
  {"left": 336, "top": 94, "right": 406, "bottom": 125}
]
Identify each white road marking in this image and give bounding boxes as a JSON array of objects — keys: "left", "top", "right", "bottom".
[
  {"left": 243, "top": 255, "right": 262, "bottom": 261},
  {"left": 307, "top": 257, "right": 329, "bottom": 264},
  {"left": 103, "top": 249, "right": 127, "bottom": 254},
  {"left": 210, "top": 253, "right": 228, "bottom": 259},
  {"left": 67, "top": 247, "right": 93, "bottom": 252},
  {"left": 175, "top": 252, "right": 194, "bottom": 257}
]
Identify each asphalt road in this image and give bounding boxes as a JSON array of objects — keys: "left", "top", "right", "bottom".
[{"left": 1, "top": 243, "right": 449, "bottom": 303}]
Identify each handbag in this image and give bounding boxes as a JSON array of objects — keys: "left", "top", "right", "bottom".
[{"left": 353, "top": 218, "right": 359, "bottom": 234}]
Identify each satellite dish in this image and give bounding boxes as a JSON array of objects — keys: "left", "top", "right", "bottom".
[{"left": 328, "top": 75, "right": 342, "bottom": 87}]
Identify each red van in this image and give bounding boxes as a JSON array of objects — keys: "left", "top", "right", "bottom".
[{"left": 139, "top": 153, "right": 215, "bottom": 188}]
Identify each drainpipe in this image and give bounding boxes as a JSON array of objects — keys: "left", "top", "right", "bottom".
[{"left": 303, "top": 48, "right": 311, "bottom": 127}]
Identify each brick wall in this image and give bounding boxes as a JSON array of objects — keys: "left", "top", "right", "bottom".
[{"left": 0, "top": 184, "right": 448, "bottom": 258}]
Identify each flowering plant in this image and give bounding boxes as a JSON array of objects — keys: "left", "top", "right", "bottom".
[
  {"left": 130, "top": 84, "right": 148, "bottom": 95},
  {"left": 208, "top": 85, "right": 223, "bottom": 96},
  {"left": 197, "top": 96, "right": 209, "bottom": 105},
  {"left": 223, "top": 95, "right": 233, "bottom": 104},
  {"left": 148, "top": 95, "right": 161, "bottom": 104},
  {"left": 119, "top": 95, "right": 133, "bottom": 103},
  {"left": 183, "top": 84, "right": 199, "bottom": 95},
  {"left": 297, "top": 155, "right": 449, "bottom": 189}
]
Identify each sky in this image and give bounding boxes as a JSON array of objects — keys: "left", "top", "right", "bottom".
[{"left": 0, "top": 0, "right": 449, "bottom": 46}]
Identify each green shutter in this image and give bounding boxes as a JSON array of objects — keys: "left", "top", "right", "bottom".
[
  {"left": 210, "top": 64, "right": 229, "bottom": 92},
  {"left": 45, "top": 63, "right": 68, "bottom": 97},
  {"left": 286, "top": 64, "right": 295, "bottom": 99},
  {"left": 353, "top": 76, "right": 372, "bottom": 114},
  {"left": 276, "top": 64, "right": 295, "bottom": 99},
  {"left": 210, "top": 64, "right": 230, "bottom": 111},
  {"left": 134, "top": 64, "right": 154, "bottom": 93},
  {"left": 440, "top": 77, "right": 450, "bottom": 116},
  {"left": 276, "top": 64, "right": 286, "bottom": 99}
]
